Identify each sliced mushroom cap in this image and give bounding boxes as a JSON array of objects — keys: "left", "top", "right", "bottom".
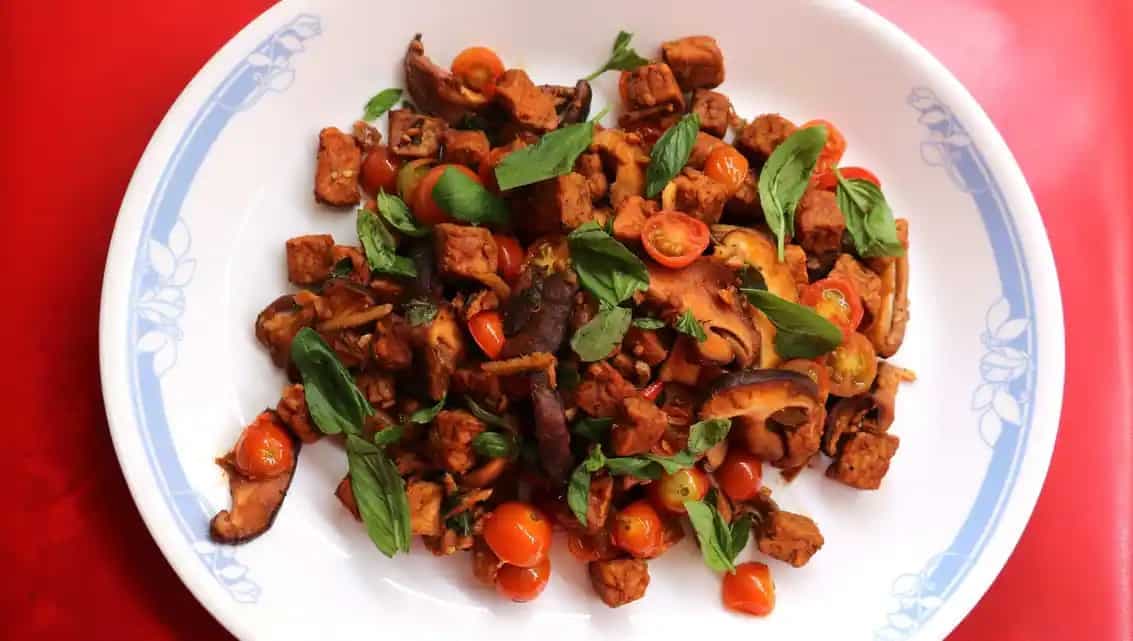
[
  {"left": 540, "top": 79, "right": 593, "bottom": 125},
  {"left": 822, "top": 361, "right": 913, "bottom": 456},
  {"left": 404, "top": 35, "right": 490, "bottom": 124},
  {"left": 210, "top": 415, "right": 300, "bottom": 544},
  {"left": 501, "top": 271, "right": 578, "bottom": 358},
  {"left": 864, "top": 219, "right": 909, "bottom": 357},
  {"left": 530, "top": 372, "right": 572, "bottom": 482}
]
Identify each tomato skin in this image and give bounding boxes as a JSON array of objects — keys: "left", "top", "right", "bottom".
[
  {"left": 414, "top": 164, "right": 481, "bottom": 225},
  {"left": 451, "top": 46, "right": 505, "bottom": 97},
  {"left": 494, "top": 235, "right": 524, "bottom": 282},
  {"left": 648, "top": 467, "right": 709, "bottom": 514},
  {"left": 397, "top": 158, "right": 435, "bottom": 204},
  {"left": 827, "top": 332, "right": 878, "bottom": 397},
  {"left": 800, "top": 277, "right": 864, "bottom": 341},
  {"left": 359, "top": 145, "right": 401, "bottom": 195},
  {"left": 703, "top": 145, "right": 750, "bottom": 196},
  {"left": 641, "top": 380, "right": 664, "bottom": 402},
  {"left": 641, "top": 211, "right": 711, "bottom": 269},
  {"left": 611, "top": 500, "right": 664, "bottom": 558},
  {"left": 800, "top": 119, "right": 846, "bottom": 177},
  {"left": 495, "top": 557, "right": 551, "bottom": 602},
  {"left": 722, "top": 562, "right": 776, "bottom": 616},
  {"left": 234, "top": 412, "right": 295, "bottom": 480},
  {"left": 780, "top": 358, "right": 831, "bottom": 401},
  {"left": 468, "top": 311, "right": 506, "bottom": 359},
  {"left": 815, "top": 166, "right": 880, "bottom": 191},
  {"left": 482, "top": 502, "right": 552, "bottom": 568},
  {"left": 715, "top": 450, "right": 763, "bottom": 502}
]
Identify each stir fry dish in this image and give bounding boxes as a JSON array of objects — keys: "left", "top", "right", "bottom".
[{"left": 209, "top": 32, "right": 914, "bottom": 614}]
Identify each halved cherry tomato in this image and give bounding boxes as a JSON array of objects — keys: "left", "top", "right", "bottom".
[
  {"left": 800, "top": 277, "right": 864, "bottom": 341},
  {"left": 815, "top": 166, "right": 880, "bottom": 191},
  {"left": 827, "top": 332, "right": 878, "bottom": 397},
  {"left": 641, "top": 211, "right": 710, "bottom": 269},
  {"left": 714, "top": 450, "right": 763, "bottom": 502},
  {"left": 234, "top": 412, "right": 295, "bottom": 480},
  {"left": 451, "top": 46, "right": 505, "bottom": 97},
  {"left": 469, "top": 311, "right": 506, "bottom": 359},
  {"left": 722, "top": 562, "right": 776, "bottom": 616},
  {"left": 611, "top": 500, "right": 663, "bottom": 558},
  {"left": 703, "top": 145, "right": 750, "bottom": 196},
  {"left": 496, "top": 558, "right": 551, "bottom": 602},
  {"left": 483, "top": 502, "right": 552, "bottom": 568},
  {"left": 494, "top": 235, "right": 524, "bottom": 282},
  {"left": 780, "top": 358, "right": 831, "bottom": 401},
  {"left": 641, "top": 380, "right": 665, "bottom": 402},
  {"left": 359, "top": 145, "right": 401, "bottom": 195},
  {"left": 799, "top": 119, "right": 846, "bottom": 176},
  {"left": 396, "top": 158, "right": 435, "bottom": 203},
  {"left": 414, "top": 164, "right": 480, "bottom": 225},
  {"left": 648, "top": 467, "right": 710, "bottom": 514}
]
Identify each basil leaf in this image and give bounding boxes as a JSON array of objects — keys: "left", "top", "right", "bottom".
[
  {"left": 632, "top": 316, "right": 666, "bottom": 330},
  {"left": 432, "top": 167, "right": 509, "bottom": 226},
  {"left": 373, "top": 425, "right": 405, "bottom": 447},
  {"left": 835, "top": 175, "right": 906, "bottom": 258},
  {"left": 346, "top": 434, "right": 411, "bottom": 557},
  {"left": 743, "top": 288, "right": 843, "bottom": 358},
  {"left": 362, "top": 88, "right": 402, "bottom": 121},
  {"left": 357, "top": 209, "right": 417, "bottom": 278},
  {"left": 758, "top": 126, "right": 828, "bottom": 259},
  {"left": 673, "top": 310, "right": 707, "bottom": 343},
  {"left": 728, "top": 514, "right": 753, "bottom": 561},
  {"left": 446, "top": 510, "right": 474, "bottom": 537},
  {"left": 495, "top": 120, "right": 596, "bottom": 191},
  {"left": 644, "top": 113, "right": 700, "bottom": 197},
  {"left": 642, "top": 451, "right": 695, "bottom": 474},
  {"left": 408, "top": 394, "right": 445, "bottom": 424},
  {"left": 472, "top": 431, "right": 517, "bottom": 458},
  {"left": 572, "top": 416, "right": 613, "bottom": 442},
  {"left": 465, "top": 397, "right": 510, "bottom": 429},
  {"left": 403, "top": 298, "right": 438, "bottom": 327},
  {"left": 684, "top": 499, "right": 735, "bottom": 573},
  {"left": 568, "top": 445, "right": 608, "bottom": 526},
  {"left": 739, "top": 265, "right": 767, "bottom": 292},
  {"left": 605, "top": 456, "right": 662, "bottom": 479},
  {"left": 330, "top": 257, "right": 355, "bottom": 279},
  {"left": 377, "top": 190, "right": 429, "bottom": 238},
  {"left": 571, "top": 306, "right": 632, "bottom": 362},
  {"left": 567, "top": 222, "right": 650, "bottom": 307},
  {"left": 686, "top": 418, "right": 732, "bottom": 455},
  {"left": 290, "top": 327, "right": 374, "bottom": 435},
  {"left": 585, "top": 30, "right": 650, "bottom": 81},
  {"left": 557, "top": 361, "right": 581, "bottom": 391}
]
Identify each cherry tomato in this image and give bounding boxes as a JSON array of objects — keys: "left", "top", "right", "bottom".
[
  {"left": 641, "top": 380, "right": 665, "bottom": 402},
  {"left": 468, "top": 310, "right": 506, "bottom": 359},
  {"left": 396, "top": 158, "right": 435, "bottom": 203},
  {"left": 641, "top": 211, "right": 710, "bottom": 269},
  {"left": 703, "top": 145, "right": 750, "bottom": 196},
  {"left": 799, "top": 119, "right": 846, "bottom": 176},
  {"left": 800, "top": 277, "right": 864, "bottom": 341},
  {"left": 479, "top": 145, "right": 519, "bottom": 193},
  {"left": 780, "top": 358, "right": 831, "bottom": 401},
  {"left": 815, "top": 166, "right": 880, "bottom": 191},
  {"left": 722, "top": 562, "right": 776, "bottom": 616},
  {"left": 714, "top": 450, "right": 763, "bottom": 502},
  {"left": 483, "top": 502, "right": 552, "bottom": 568},
  {"left": 648, "top": 467, "right": 710, "bottom": 514},
  {"left": 414, "top": 164, "right": 481, "bottom": 225},
  {"left": 495, "top": 557, "right": 551, "bottom": 602},
  {"left": 234, "top": 412, "right": 295, "bottom": 480},
  {"left": 494, "top": 235, "right": 524, "bottom": 282},
  {"left": 611, "top": 500, "right": 663, "bottom": 558},
  {"left": 359, "top": 145, "right": 401, "bottom": 195},
  {"left": 827, "top": 332, "right": 878, "bottom": 397},
  {"left": 451, "top": 46, "right": 505, "bottom": 97}
]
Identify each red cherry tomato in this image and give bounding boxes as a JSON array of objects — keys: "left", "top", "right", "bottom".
[
  {"left": 234, "top": 412, "right": 295, "bottom": 480},
  {"left": 414, "top": 164, "right": 481, "bottom": 225},
  {"left": 703, "top": 145, "right": 750, "bottom": 196},
  {"left": 494, "top": 235, "right": 524, "bottom": 282},
  {"left": 359, "top": 145, "right": 401, "bottom": 195},
  {"left": 641, "top": 380, "right": 665, "bottom": 402},
  {"left": 779, "top": 358, "right": 831, "bottom": 401},
  {"left": 815, "top": 166, "right": 880, "bottom": 191},
  {"left": 648, "top": 467, "right": 710, "bottom": 514},
  {"left": 827, "top": 332, "right": 879, "bottom": 397},
  {"left": 715, "top": 450, "right": 763, "bottom": 502},
  {"left": 800, "top": 119, "right": 846, "bottom": 177},
  {"left": 479, "top": 145, "right": 515, "bottom": 193},
  {"left": 451, "top": 46, "right": 505, "bottom": 97},
  {"left": 482, "top": 502, "right": 552, "bottom": 568},
  {"left": 641, "top": 211, "right": 710, "bottom": 269},
  {"left": 611, "top": 500, "right": 663, "bottom": 558},
  {"left": 800, "top": 277, "right": 864, "bottom": 341},
  {"left": 495, "top": 557, "right": 551, "bottom": 602},
  {"left": 468, "top": 311, "right": 506, "bottom": 359},
  {"left": 722, "top": 562, "right": 776, "bottom": 616}
]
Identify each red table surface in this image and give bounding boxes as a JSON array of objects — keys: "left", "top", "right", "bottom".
[{"left": 2, "top": 1, "right": 1130, "bottom": 639}]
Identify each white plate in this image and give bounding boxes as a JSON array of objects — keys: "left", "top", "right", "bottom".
[{"left": 99, "top": 1, "right": 1064, "bottom": 639}]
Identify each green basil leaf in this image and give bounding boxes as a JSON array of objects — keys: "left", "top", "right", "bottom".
[
  {"left": 290, "top": 327, "right": 374, "bottom": 435},
  {"left": 357, "top": 209, "right": 417, "bottom": 278},
  {"left": 572, "top": 416, "right": 613, "bottom": 442},
  {"left": 432, "top": 167, "right": 509, "bottom": 226},
  {"left": 585, "top": 30, "right": 650, "bottom": 81},
  {"left": 645, "top": 113, "right": 700, "bottom": 197},
  {"left": 363, "top": 88, "right": 402, "bottom": 121},
  {"left": 446, "top": 510, "right": 474, "bottom": 536},
  {"left": 330, "top": 257, "right": 355, "bottom": 279},
  {"left": 835, "top": 174, "right": 906, "bottom": 258},
  {"left": 728, "top": 513, "right": 753, "bottom": 561},
  {"left": 372, "top": 425, "right": 405, "bottom": 447},
  {"left": 632, "top": 316, "right": 666, "bottom": 330},
  {"left": 377, "top": 190, "right": 430, "bottom": 238},
  {"left": 495, "top": 120, "right": 596, "bottom": 191},
  {"left": 346, "top": 434, "right": 411, "bottom": 557},
  {"left": 557, "top": 360, "right": 581, "bottom": 391},
  {"left": 465, "top": 397, "right": 510, "bottom": 430},
  {"left": 604, "top": 456, "right": 663, "bottom": 479},
  {"left": 673, "top": 310, "right": 707, "bottom": 343},
  {"left": 642, "top": 451, "right": 695, "bottom": 474},
  {"left": 472, "top": 431, "right": 517, "bottom": 459},
  {"left": 403, "top": 298, "right": 438, "bottom": 327},
  {"left": 739, "top": 265, "right": 768, "bottom": 292},
  {"left": 571, "top": 306, "right": 632, "bottom": 362},
  {"left": 758, "top": 126, "right": 828, "bottom": 260},
  {"left": 743, "top": 288, "right": 843, "bottom": 358},
  {"left": 684, "top": 498, "right": 735, "bottom": 573},
  {"left": 568, "top": 445, "right": 609, "bottom": 526},
  {"left": 408, "top": 393, "right": 445, "bottom": 424},
  {"left": 686, "top": 418, "right": 732, "bottom": 455},
  {"left": 567, "top": 222, "right": 650, "bottom": 307}
]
